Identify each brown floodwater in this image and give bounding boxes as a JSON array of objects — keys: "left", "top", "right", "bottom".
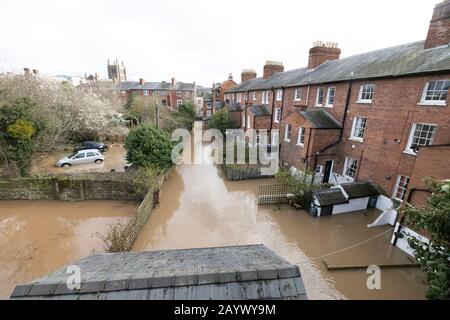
[
  {"left": 0, "top": 200, "right": 137, "bottom": 299},
  {"left": 133, "top": 124, "right": 427, "bottom": 300}
]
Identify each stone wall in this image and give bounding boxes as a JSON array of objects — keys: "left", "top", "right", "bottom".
[{"left": 0, "top": 173, "right": 138, "bottom": 201}]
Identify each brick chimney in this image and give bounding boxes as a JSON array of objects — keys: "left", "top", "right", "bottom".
[
  {"left": 171, "top": 77, "right": 176, "bottom": 87},
  {"left": 32, "top": 69, "right": 39, "bottom": 75},
  {"left": 139, "top": 78, "right": 145, "bottom": 85},
  {"left": 263, "top": 61, "right": 284, "bottom": 79},
  {"left": 241, "top": 69, "right": 257, "bottom": 83},
  {"left": 425, "top": 0, "right": 450, "bottom": 49},
  {"left": 308, "top": 41, "right": 341, "bottom": 69},
  {"left": 23, "top": 68, "right": 31, "bottom": 76}
]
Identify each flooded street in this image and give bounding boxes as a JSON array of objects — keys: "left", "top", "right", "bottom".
[
  {"left": 133, "top": 123, "right": 427, "bottom": 299},
  {"left": 0, "top": 200, "right": 137, "bottom": 299}
]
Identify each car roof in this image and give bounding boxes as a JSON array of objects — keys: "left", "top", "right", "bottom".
[
  {"left": 81, "top": 141, "right": 103, "bottom": 144},
  {"left": 76, "top": 149, "right": 102, "bottom": 153}
]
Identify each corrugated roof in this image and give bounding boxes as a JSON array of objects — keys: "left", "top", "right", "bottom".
[
  {"left": 341, "top": 182, "right": 380, "bottom": 199},
  {"left": 226, "top": 41, "right": 450, "bottom": 92},
  {"left": 314, "top": 188, "right": 348, "bottom": 207},
  {"left": 300, "top": 109, "right": 342, "bottom": 129},
  {"left": 10, "top": 245, "right": 307, "bottom": 300}
]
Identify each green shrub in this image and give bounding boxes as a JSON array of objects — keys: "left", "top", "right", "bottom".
[
  {"left": 209, "top": 108, "right": 236, "bottom": 135},
  {"left": 125, "top": 124, "right": 174, "bottom": 171},
  {"left": 171, "top": 103, "right": 196, "bottom": 131},
  {"left": 7, "top": 119, "right": 36, "bottom": 140}
]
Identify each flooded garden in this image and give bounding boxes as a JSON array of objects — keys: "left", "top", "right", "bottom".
[{"left": 0, "top": 200, "right": 137, "bottom": 299}]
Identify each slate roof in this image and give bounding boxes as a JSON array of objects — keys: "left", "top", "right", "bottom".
[
  {"left": 300, "top": 109, "right": 342, "bottom": 129},
  {"left": 341, "top": 182, "right": 380, "bottom": 199},
  {"left": 10, "top": 245, "right": 307, "bottom": 300},
  {"left": 251, "top": 104, "right": 271, "bottom": 117},
  {"left": 314, "top": 188, "right": 348, "bottom": 207},
  {"left": 226, "top": 41, "right": 450, "bottom": 92},
  {"left": 228, "top": 102, "right": 243, "bottom": 112},
  {"left": 117, "top": 81, "right": 195, "bottom": 91}
]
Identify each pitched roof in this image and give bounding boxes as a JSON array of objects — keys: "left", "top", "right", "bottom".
[
  {"left": 226, "top": 41, "right": 450, "bottom": 92},
  {"left": 228, "top": 102, "right": 243, "bottom": 112},
  {"left": 341, "top": 182, "right": 380, "bottom": 199},
  {"left": 117, "top": 81, "right": 195, "bottom": 91},
  {"left": 300, "top": 109, "right": 342, "bottom": 129},
  {"left": 251, "top": 104, "right": 271, "bottom": 116},
  {"left": 314, "top": 188, "right": 348, "bottom": 207},
  {"left": 10, "top": 245, "right": 307, "bottom": 300}
]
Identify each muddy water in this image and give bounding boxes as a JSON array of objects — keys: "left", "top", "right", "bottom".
[
  {"left": 133, "top": 122, "right": 427, "bottom": 300},
  {"left": 0, "top": 200, "right": 137, "bottom": 299}
]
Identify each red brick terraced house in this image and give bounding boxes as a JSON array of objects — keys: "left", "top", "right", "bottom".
[
  {"left": 206, "top": 74, "right": 237, "bottom": 117},
  {"left": 117, "top": 77, "right": 197, "bottom": 108},
  {"left": 225, "top": 0, "right": 450, "bottom": 206}
]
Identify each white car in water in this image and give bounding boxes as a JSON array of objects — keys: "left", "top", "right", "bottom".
[{"left": 56, "top": 149, "right": 104, "bottom": 168}]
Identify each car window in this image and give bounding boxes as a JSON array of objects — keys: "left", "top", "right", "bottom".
[
  {"left": 86, "top": 152, "right": 96, "bottom": 157},
  {"left": 74, "top": 153, "right": 85, "bottom": 159}
]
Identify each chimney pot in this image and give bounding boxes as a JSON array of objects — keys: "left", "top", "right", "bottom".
[
  {"left": 307, "top": 41, "right": 341, "bottom": 69},
  {"left": 425, "top": 0, "right": 450, "bottom": 49},
  {"left": 263, "top": 61, "right": 284, "bottom": 79},
  {"left": 241, "top": 69, "right": 257, "bottom": 83}
]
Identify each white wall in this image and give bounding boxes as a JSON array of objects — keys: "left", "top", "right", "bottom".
[
  {"left": 376, "top": 195, "right": 393, "bottom": 211},
  {"left": 391, "top": 223, "right": 430, "bottom": 257},
  {"left": 332, "top": 197, "right": 369, "bottom": 215}
]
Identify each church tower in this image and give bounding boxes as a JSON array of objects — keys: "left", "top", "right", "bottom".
[{"left": 107, "top": 59, "right": 127, "bottom": 83}]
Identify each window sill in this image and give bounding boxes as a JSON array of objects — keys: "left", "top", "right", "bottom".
[
  {"left": 417, "top": 102, "right": 447, "bottom": 107},
  {"left": 274, "top": 120, "right": 280, "bottom": 124},
  {"left": 324, "top": 104, "right": 333, "bottom": 108},
  {"left": 349, "top": 137, "right": 364, "bottom": 143},
  {"left": 284, "top": 139, "right": 291, "bottom": 143},
  {"left": 403, "top": 150, "right": 417, "bottom": 157},
  {"left": 356, "top": 100, "right": 372, "bottom": 104},
  {"left": 315, "top": 104, "right": 323, "bottom": 107},
  {"left": 297, "top": 144, "right": 304, "bottom": 148},
  {"left": 294, "top": 99, "right": 302, "bottom": 102}
]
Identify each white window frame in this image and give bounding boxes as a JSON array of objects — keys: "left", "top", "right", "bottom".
[
  {"left": 247, "top": 116, "right": 251, "bottom": 129},
  {"left": 237, "top": 93, "right": 241, "bottom": 102},
  {"left": 272, "top": 132, "right": 280, "bottom": 145},
  {"left": 177, "top": 100, "right": 183, "bottom": 107},
  {"left": 206, "top": 110, "right": 212, "bottom": 117},
  {"left": 261, "top": 91, "right": 266, "bottom": 104},
  {"left": 143, "top": 90, "right": 149, "bottom": 96},
  {"left": 276, "top": 89, "right": 283, "bottom": 101},
  {"left": 405, "top": 123, "right": 438, "bottom": 155},
  {"left": 242, "top": 114, "right": 245, "bottom": 128},
  {"left": 420, "top": 80, "right": 449, "bottom": 106},
  {"left": 326, "top": 87, "right": 336, "bottom": 107},
  {"left": 297, "top": 127, "right": 306, "bottom": 147},
  {"left": 274, "top": 108, "right": 281, "bottom": 123},
  {"left": 350, "top": 116, "right": 368, "bottom": 142},
  {"left": 343, "top": 157, "right": 358, "bottom": 180},
  {"left": 393, "top": 175, "right": 410, "bottom": 202},
  {"left": 294, "top": 88, "right": 301, "bottom": 101},
  {"left": 358, "top": 84, "right": 375, "bottom": 103},
  {"left": 252, "top": 92, "right": 257, "bottom": 101},
  {"left": 206, "top": 102, "right": 212, "bottom": 109},
  {"left": 284, "top": 124, "right": 292, "bottom": 142},
  {"left": 316, "top": 165, "right": 324, "bottom": 175},
  {"left": 315, "top": 87, "right": 325, "bottom": 106}
]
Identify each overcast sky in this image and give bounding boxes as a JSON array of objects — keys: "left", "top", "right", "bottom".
[{"left": 0, "top": 0, "right": 438, "bottom": 86}]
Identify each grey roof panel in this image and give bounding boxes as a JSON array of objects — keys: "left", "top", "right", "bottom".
[
  {"left": 11, "top": 245, "right": 307, "bottom": 300},
  {"left": 251, "top": 104, "right": 271, "bottom": 116},
  {"left": 341, "top": 182, "right": 380, "bottom": 199},
  {"left": 300, "top": 109, "right": 342, "bottom": 129},
  {"left": 314, "top": 188, "right": 348, "bottom": 207}
]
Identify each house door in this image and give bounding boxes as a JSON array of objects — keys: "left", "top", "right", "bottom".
[{"left": 323, "top": 160, "right": 334, "bottom": 184}]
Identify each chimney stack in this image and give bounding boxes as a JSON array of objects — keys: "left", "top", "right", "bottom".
[
  {"left": 171, "top": 77, "right": 176, "bottom": 87},
  {"left": 241, "top": 69, "right": 257, "bottom": 83},
  {"left": 32, "top": 69, "right": 39, "bottom": 75},
  {"left": 263, "top": 61, "right": 284, "bottom": 79},
  {"left": 425, "top": 0, "right": 450, "bottom": 49},
  {"left": 308, "top": 41, "right": 341, "bottom": 69},
  {"left": 139, "top": 78, "right": 145, "bottom": 85},
  {"left": 23, "top": 68, "right": 31, "bottom": 76}
]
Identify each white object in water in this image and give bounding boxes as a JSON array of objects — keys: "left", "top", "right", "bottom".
[{"left": 368, "top": 208, "right": 398, "bottom": 228}]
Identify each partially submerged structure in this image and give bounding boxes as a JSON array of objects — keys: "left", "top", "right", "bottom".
[{"left": 10, "top": 245, "right": 307, "bottom": 300}]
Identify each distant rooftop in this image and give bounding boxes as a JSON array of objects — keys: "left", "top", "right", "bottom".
[
  {"left": 117, "top": 81, "right": 196, "bottom": 91},
  {"left": 10, "top": 245, "right": 307, "bottom": 300}
]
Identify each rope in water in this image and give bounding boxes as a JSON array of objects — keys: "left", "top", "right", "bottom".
[{"left": 314, "top": 229, "right": 394, "bottom": 260}]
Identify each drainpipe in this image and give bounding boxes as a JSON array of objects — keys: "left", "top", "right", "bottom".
[{"left": 309, "top": 79, "right": 354, "bottom": 184}]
